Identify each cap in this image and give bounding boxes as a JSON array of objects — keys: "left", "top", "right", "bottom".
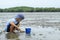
[{"left": 15, "top": 14, "right": 24, "bottom": 20}]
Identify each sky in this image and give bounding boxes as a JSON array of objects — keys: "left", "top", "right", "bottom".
[{"left": 0, "top": 0, "right": 60, "bottom": 8}]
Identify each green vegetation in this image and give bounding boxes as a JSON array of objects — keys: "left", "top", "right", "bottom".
[{"left": 0, "top": 6, "right": 60, "bottom": 12}]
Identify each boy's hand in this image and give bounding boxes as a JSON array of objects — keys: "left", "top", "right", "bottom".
[
  {"left": 16, "top": 26, "right": 25, "bottom": 33},
  {"left": 20, "top": 30, "right": 25, "bottom": 33}
]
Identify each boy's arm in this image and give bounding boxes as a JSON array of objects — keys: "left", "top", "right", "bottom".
[
  {"left": 16, "top": 23, "right": 25, "bottom": 32},
  {"left": 10, "top": 22, "right": 20, "bottom": 30},
  {"left": 17, "top": 23, "right": 20, "bottom": 27},
  {"left": 10, "top": 22, "right": 24, "bottom": 32}
]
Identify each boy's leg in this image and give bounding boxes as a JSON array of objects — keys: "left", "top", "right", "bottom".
[{"left": 10, "top": 25, "right": 15, "bottom": 32}]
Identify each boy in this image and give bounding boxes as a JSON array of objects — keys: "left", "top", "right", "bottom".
[{"left": 4, "top": 14, "right": 24, "bottom": 33}]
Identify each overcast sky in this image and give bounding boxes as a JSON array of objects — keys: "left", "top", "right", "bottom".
[{"left": 0, "top": 0, "right": 60, "bottom": 8}]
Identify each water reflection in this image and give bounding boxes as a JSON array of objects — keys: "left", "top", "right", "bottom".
[
  {"left": 25, "top": 34, "right": 32, "bottom": 40},
  {"left": 25, "top": 34, "right": 31, "bottom": 38},
  {"left": 6, "top": 32, "right": 20, "bottom": 40}
]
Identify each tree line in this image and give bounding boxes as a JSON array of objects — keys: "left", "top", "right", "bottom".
[{"left": 0, "top": 6, "right": 60, "bottom": 12}]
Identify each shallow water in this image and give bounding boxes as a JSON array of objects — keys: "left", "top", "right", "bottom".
[
  {"left": 0, "top": 26, "right": 60, "bottom": 40},
  {"left": 0, "top": 12, "right": 60, "bottom": 40}
]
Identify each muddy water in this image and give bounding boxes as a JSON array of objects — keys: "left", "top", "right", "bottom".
[{"left": 0, "top": 12, "right": 60, "bottom": 40}]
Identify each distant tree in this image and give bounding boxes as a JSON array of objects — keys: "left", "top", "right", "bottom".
[{"left": 0, "top": 6, "right": 60, "bottom": 12}]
